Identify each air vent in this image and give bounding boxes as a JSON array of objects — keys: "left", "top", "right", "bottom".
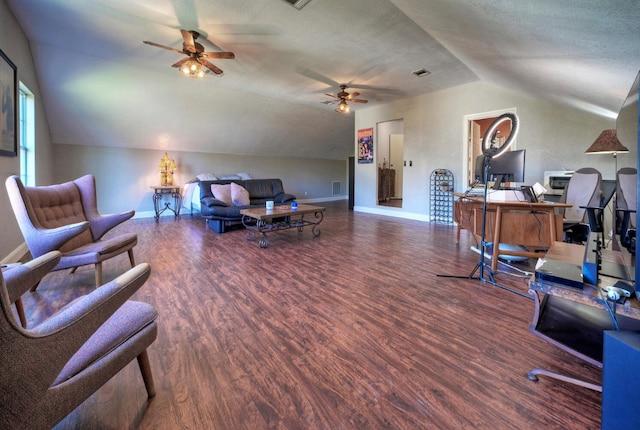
[
  {"left": 332, "top": 181, "right": 341, "bottom": 196},
  {"left": 282, "top": 0, "right": 312, "bottom": 10},
  {"left": 412, "top": 68, "right": 431, "bottom": 77}
]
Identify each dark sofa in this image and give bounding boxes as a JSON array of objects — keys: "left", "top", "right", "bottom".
[{"left": 199, "top": 179, "right": 296, "bottom": 233}]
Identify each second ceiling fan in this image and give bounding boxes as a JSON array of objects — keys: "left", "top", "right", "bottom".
[
  {"left": 325, "top": 85, "right": 368, "bottom": 113},
  {"left": 144, "top": 29, "right": 235, "bottom": 78}
]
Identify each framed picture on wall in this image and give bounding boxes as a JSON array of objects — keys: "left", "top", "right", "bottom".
[
  {"left": 357, "top": 127, "right": 373, "bottom": 164},
  {"left": 0, "top": 48, "right": 17, "bottom": 157}
]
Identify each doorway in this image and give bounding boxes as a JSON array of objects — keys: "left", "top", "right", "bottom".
[
  {"left": 464, "top": 109, "right": 517, "bottom": 187},
  {"left": 377, "top": 119, "right": 404, "bottom": 208}
]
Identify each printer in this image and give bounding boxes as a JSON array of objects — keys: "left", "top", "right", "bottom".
[{"left": 543, "top": 170, "right": 574, "bottom": 196}]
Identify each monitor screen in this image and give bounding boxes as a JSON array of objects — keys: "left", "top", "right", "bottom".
[{"left": 475, "top": 149, "right": 526, "bottom": 189}]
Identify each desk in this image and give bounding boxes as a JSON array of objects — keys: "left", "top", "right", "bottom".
[
  {"left": 528, "top": 241, "right": 640, "bottom": 391},
  {"left": 151, "top": 185, "right": 182, "bottom": 221},
  {"left": 453, "top": 194, "right": 571, "bottom": 272}
]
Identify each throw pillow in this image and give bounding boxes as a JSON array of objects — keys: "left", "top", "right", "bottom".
[
  {"left": 220, "top": 174, "right": 241, "bottom": 180},
  {"left": 197, "top": 173, "right": 218, "bottom": 180},
  {"left": 230, "top": 182, "right": 251, "bottom": 206},
  {"left": 236, "top": 172, "right": 252, "bottom": 180},
  {"left": 211, "top": 184, "right": 232, "bottom": 206}
]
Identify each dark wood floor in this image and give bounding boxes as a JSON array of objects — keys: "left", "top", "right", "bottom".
[{"left": 19, "top": 201, "right": 601, "bottom": 429}]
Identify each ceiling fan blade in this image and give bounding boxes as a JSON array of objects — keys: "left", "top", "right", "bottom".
[
  {"left": 201, "top": 59, "right": 223, "bottom": 75},
  {"left": 180, "top": 29, "right": 197, "bottom": 53},
  {"left": 324, "top": 93, "right": 340, "bottom": 99},
  {"left": 350, "top": 99, "right": 368, "bottom": 103},
  {"left": 202, "top": 51, "right": 235, "bottom": 59},
  {"left": 348, "top": 92, "right": 360, "bottom": 99},
  {"left": 171, "top": 58, "right": 190, "bottom": 68},
  {"left": 143, "top": 40, "right": 185, "bottom": 55}
]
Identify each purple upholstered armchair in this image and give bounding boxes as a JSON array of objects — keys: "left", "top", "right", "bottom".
[
  {"left": 0, "top": 251, "right": 158, "bottom": 428},
  {"left": 5, "top": 175, "right": 137, "bottom": 288}
]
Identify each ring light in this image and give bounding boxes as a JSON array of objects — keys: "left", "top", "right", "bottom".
[{"left": 482, "top": 113, "right": 519, "bottom": 158}]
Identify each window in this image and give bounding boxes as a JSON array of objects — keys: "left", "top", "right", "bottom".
[{"left": 19, "top": 83, "right": 35, "bottom": 186}]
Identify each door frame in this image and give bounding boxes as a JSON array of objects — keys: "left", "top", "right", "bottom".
[{"left": 462, "top": 107, "right": 518, "bottom": 187}]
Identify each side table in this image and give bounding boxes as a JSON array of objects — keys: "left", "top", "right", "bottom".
[{"left": 151, "top": 185, "right": 182, "bottom": 221}]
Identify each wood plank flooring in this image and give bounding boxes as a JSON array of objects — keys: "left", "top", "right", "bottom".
[{"left": 17, "top": 201, "right": 601, "bottom": 429}]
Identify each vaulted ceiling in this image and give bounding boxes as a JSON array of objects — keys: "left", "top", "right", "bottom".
[{"left": 6, "top": 0, "right": 640, "bottom": 160}]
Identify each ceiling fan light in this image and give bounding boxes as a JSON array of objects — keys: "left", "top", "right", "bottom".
[
  {"left": 336, "top": 100, "right": 350, "bottom": 113},
  {"left": 180, "top": 59, "right": 207, "bottom": 78}
]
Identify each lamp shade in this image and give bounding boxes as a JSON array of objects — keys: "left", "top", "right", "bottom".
[
  {"left": 585, "top": 129, "right": 629, "bottom": 154},
  {"left": 335, "top": 100, "right": 350, "bottom": 114},
  {"left": 180, "top": 59, "right": 207, "bottom": 79}
]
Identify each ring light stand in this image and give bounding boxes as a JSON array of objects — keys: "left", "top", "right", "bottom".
[{"left": 438, "top": 113, "right": 529, "bottom": 299}]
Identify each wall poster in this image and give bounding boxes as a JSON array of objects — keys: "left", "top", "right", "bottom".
[{"left": 357, "top": 127, "right": 373, "bottom": 164}]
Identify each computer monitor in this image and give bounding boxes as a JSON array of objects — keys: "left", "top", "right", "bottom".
[{"left": 475, "top": 149, "right": 526, "bottom": 190}]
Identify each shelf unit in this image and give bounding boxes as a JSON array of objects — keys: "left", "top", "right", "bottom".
[{"left": 430, "top": 169, "right": 454, "bottom": 224}]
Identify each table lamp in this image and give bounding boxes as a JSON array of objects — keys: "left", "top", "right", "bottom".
[{"left": 159, "top": 153, "right": 177, "bottom": 186}]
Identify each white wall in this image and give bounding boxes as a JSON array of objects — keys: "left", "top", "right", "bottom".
[
  {"left": 354, "top": 80, "right": 632, "bottom": 220},
  {"left": 0, "top": 0, "right": 56, "bottom": 259},
  {"left": 52, "top": 144, "right": 347, "bottom": 216}
]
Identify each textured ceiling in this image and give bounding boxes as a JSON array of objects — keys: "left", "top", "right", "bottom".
[{"left": 5, "top": 0, "right": 640, "bottom": 159}]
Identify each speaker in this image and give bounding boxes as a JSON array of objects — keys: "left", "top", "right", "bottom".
[{"left": 602, "top": 331, "right": 640, "bottom": 430}]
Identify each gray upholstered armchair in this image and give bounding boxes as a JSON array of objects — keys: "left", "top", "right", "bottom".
[
  {"left": 1, "top": 250, "right": 61, "bottom": 327},
  {"left": 0, "top": 251, "right": 158, "bottom": 428},
  {"left": 5, "top": 175, "right": 137, "bottom": 288}
]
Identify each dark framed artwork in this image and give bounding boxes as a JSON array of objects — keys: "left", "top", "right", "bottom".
[
  {"left": 357, "top": 127, "right": 373, "bottom": 164},
  {"left": 0, "top": 48, "right": 17, "bottom": 157}
]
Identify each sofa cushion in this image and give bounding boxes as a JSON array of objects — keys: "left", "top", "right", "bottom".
[
  {"left": 231, "top": 182, "right": 251, "bottom": 206},
  {"left": 211, "top": 184, "right": 232, "bottom": 206},
  {"left": 245, "top": 180, "right": 279, "bottom": 199}
]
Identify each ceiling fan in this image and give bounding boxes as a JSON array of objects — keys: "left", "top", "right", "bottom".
[
  {"left": 143, "top": 30, "right": 235, "bottom": 78},
  {"left": 325, "top": 85, "right": 368, "bottom": 113}
]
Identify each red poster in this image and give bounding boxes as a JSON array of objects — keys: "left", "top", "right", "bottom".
[{"left": 357, "top": 128, "right": 373, "bottom": 164}]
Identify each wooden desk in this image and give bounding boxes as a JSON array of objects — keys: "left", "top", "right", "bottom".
[
  {"left": 453, "top": 194, "right": 571, "bottom": 272},
  {"left": 528, "top": 241, "right": 640, "bottom": 391}
]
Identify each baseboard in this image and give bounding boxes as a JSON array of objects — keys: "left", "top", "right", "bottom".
[
  {"left": 1, "top": 242, "right": 30, "bottom": 264},
  {"left": 298, "top": 196, "right": 347, "bottom": 204}
]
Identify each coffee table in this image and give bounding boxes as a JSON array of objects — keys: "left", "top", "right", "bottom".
[{"left": 240, "top": 204, "right": 326, "bottom": 248}]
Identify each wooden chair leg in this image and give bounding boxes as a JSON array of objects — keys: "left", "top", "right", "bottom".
[
  {"left": 15, "top": 298, "right": 27, "bottom": 328},
  {"left": 94, "top": 262, "right": 103, "bottom": 287},
  {"left": 137, "top": 349, "right": 156, "bottom": 397},
  {"left": 128, "top": 249, "right": 136, "bottom": 268},
  {"left": 29, "top": 280, "right": 41, "bottom": 292}
]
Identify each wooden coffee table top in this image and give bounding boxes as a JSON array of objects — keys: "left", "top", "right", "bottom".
[{"left": 241, "top": 204, "right": 325, "bottom": 221}]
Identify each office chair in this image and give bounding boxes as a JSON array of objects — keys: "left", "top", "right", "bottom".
[
  {"left": 559, "top": 168, "right": 603, "bottom": 244},
  {"left": 615, "top": 167, "right": 637, "bottom": 254}
]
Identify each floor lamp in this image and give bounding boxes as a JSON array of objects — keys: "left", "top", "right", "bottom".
[
  {"left": 585, "top": 129, "right": 629, "bottom": 250},
  {"left": 438, "top": 113, "right": 530, "bottom": 299}
]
